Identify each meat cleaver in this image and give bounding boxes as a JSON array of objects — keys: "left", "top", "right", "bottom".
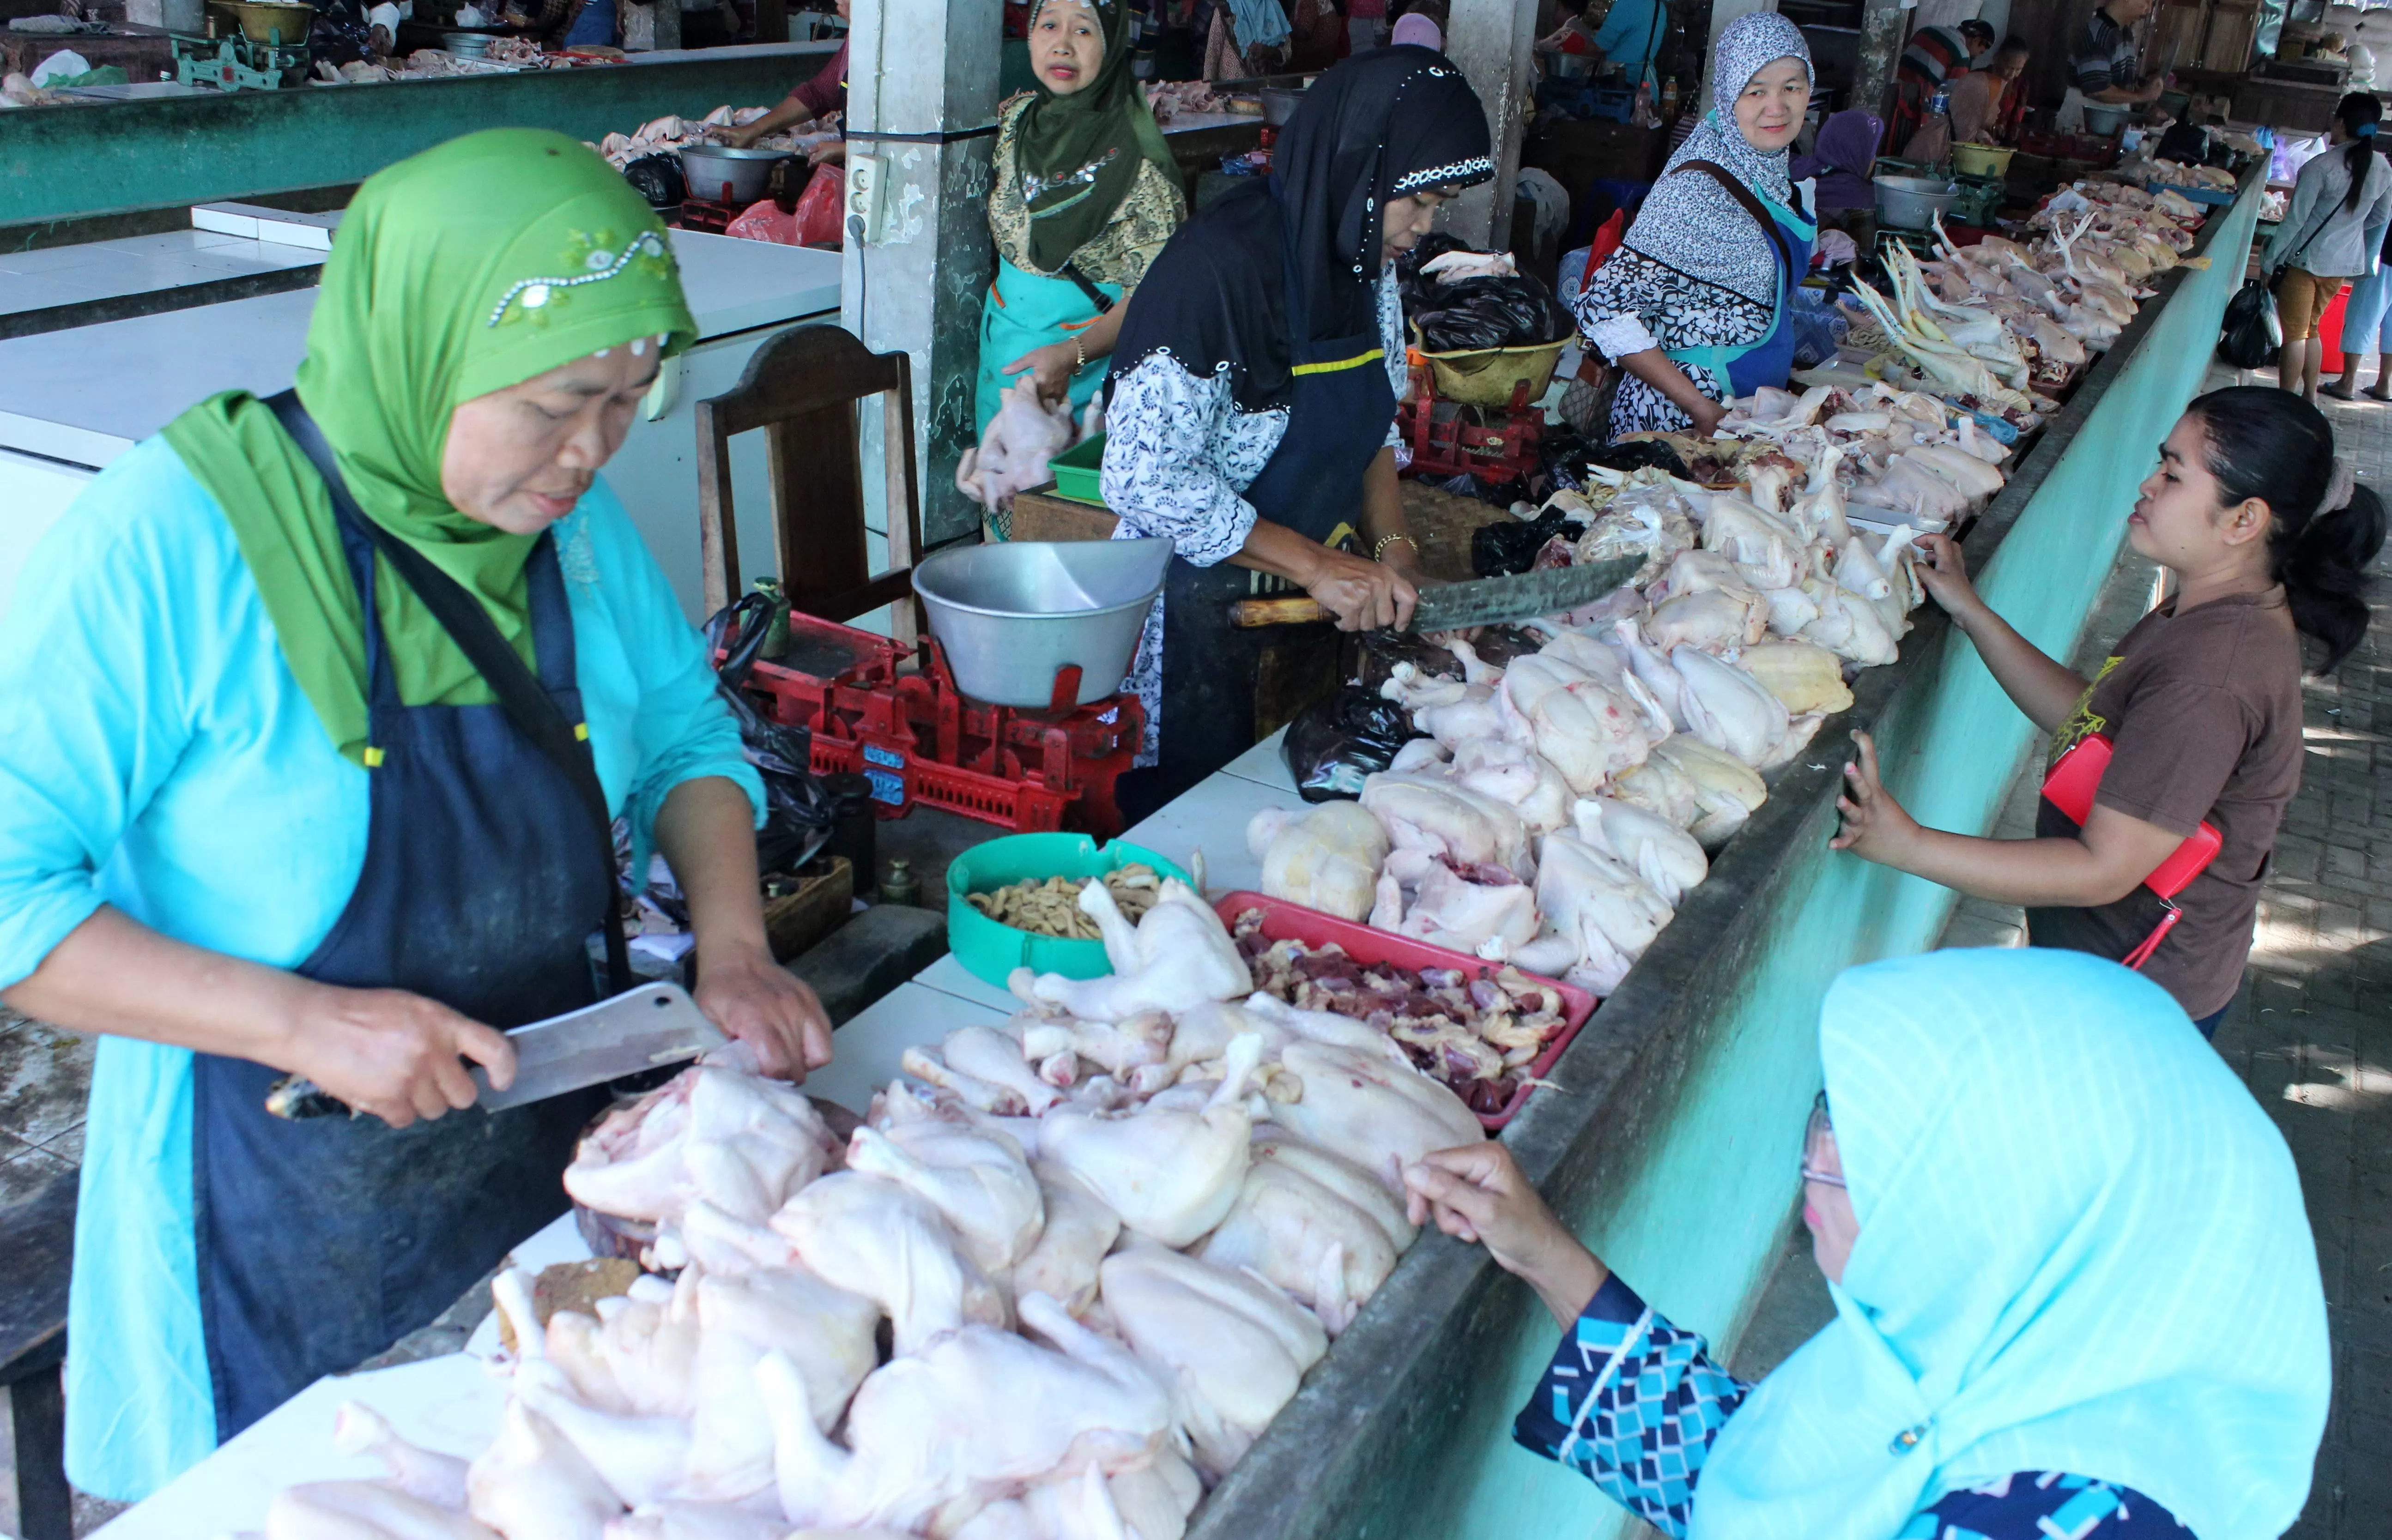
[
  {"left": 264, "top": 982, "right": 727, "bottom": 1120},
  {"left": 1225, "top": 555, "right": 1644, "bottom": 632}
]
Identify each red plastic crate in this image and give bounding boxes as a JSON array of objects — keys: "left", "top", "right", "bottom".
[
  {"left": 1396, "top": 363, "right": 1545, "bottom": 485},
  {"left": 1214, "top": 891, "right": 1596, "bottom": 1130},
  {"left": 729, "top": 610, "right": 1144, "bottom": 839}
]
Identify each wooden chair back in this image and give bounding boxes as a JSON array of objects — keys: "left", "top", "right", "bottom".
[{"left": 695, "top": 325, "right": 922, "bottom": 640}]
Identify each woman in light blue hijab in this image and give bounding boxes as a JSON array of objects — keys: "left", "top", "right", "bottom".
[{"left": 1402, "top": 948, "right": 2331, "bottom": 1540}]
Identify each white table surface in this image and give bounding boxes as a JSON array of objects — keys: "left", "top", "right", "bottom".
[
  {"left": 0, "top": 232, "right": 838, "bottom": 469},
  {"left": 0, "top": 230, "right": 320, "bottom": 319},
  {"left": 93, "top": 747, "right": 1297, "bottom": 1536}
]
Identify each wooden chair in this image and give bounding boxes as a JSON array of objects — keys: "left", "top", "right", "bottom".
[
  {"left": 1, "top": 1168, "right": 76, "bottom": 1540},
  {"left": 695, "top": 326, "right": 924, "bottom": 641}
]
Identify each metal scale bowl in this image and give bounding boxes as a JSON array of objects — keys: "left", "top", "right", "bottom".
[{"left": 175, "top": 2, "right": 314, "bottom": 89}]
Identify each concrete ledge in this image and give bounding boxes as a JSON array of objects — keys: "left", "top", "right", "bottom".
[{"left": 790, "top": 903, "right": 949, "bottom": 1027}]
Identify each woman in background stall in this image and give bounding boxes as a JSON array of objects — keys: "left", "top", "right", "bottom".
[
  {"left": 2263, "top": 91, "right": 2392, "bottom": 405},
  {"left": 1831, "top": 389, "right": 2384, "bottom": 1036},
  {"left": 1571, "top": 12, "right": 1815, "bottom": 439},
  {"left": 1404, "top": 947, "right": 2330, "bottom": 1540},
  {"left": 720, "top": 0, "right": 851, "bottom": 165},
  {"left": 974, "top": 0, "right": 1187, "bottom": 435}
]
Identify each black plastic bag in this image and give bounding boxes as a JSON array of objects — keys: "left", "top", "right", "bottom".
[
  {"left": 2217, "top": 279, "right": 2278, "bottom": 369},
  {"left": 624, "top": 153, "right": 689, "bottom": 210},
  {"left": 307, "top": 0, "right": 375, "bottom": 63},
  {"left": 704, "top": 593, "right": 836, "bottom": 874},
  {"left": 1284, "top": 686, "right": 1424, "bottom": 801},
  {"left": 1587, "top": 437, "right": 1691, "bottom": 478},
  {"left": 1415, "top": 275, "right": 1576, "bottom": 352},
  {"left": 1472, "top": 504, "right": 1586, "bottom": 577}
]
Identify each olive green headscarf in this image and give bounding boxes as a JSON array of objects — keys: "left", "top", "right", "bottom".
[
  {"left": 162, "top": 128, "right": 697, "bottom": 766},
  {"left": 1008, "top": 0, "right": 1178, "bottom": 273}
]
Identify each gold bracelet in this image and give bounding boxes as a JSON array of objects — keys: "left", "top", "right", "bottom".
[
  {"left": 1073, "top": 333, "right": 1088, "bottom": 372},
  {"left": 1373, "top": 532, "right": 1418, "bottom": 562}
]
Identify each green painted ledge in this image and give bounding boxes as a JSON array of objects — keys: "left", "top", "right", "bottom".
[
  {"left": 0, "top": 44, "right": 832, "bottom": 228},
  {"left": 1184, "top": 173, "right": 2263, "bottom": 1540}
]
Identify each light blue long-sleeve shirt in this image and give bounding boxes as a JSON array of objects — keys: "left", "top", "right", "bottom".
[
  {"left": 0, "top": 435, "right": 762, "bottom": 1501},
  {"left": 1589, "top": 0, "right": 1666, "bottom": 89}
]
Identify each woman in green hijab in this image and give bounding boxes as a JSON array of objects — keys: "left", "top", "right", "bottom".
[
  {"left": 0, "top": 128, "right": 830, "bottom": 1498},
  {"left": 975, "top": 0, "right": 1187, "bottom": 435}
]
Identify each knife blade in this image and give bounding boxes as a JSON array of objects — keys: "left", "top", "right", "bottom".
[
  {"left": 263, "top": 982, "right": 728, "bottom": 1120},
  {"left": 1225, "top": 554, "right": 1645, "bottom": 632}
]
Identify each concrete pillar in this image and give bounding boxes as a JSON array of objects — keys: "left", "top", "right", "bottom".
[
  {"left": 1853, "top": 0, "right": 1908, "bottom": 121},
  {"left": 1439, "top": 0, "right": 1537, "bottom": 248},
  {"left": 841, "top": 0, "right": 1002, "bottom": 548}
]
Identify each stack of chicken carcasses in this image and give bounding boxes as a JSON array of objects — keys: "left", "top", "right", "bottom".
[{"left": 255, "top": 878, "right": 1484, "bottom": 1540}]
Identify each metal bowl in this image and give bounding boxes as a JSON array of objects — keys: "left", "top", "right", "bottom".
[
  {"left": 441, "top": 27, "right": 494, "bottom": 52},
  {"left": 1873, "top": 173, "right": 1959, "bottom": 230},
  {"left": 213, "top": 0, "right": 314, "bottom": 44},
  {"left": 2081, "top": 102, "right": 2132, "bottom": 136},
  {"left": 677, "top": 143, "right": 791, "bottom": 205},
  {"left": 914, "top": 537, "right": 1173, "bottom": 708}
]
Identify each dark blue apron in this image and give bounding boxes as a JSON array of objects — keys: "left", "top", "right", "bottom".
[
  {"left": 1123, "top": 321, "right": 1396, "bottom": 820},
  {"left": 1663, "top": 169, "right": 1817, "bottom": 403},
  {"left": 188, "top": 466, "right": 614, "bottom": 1440}
]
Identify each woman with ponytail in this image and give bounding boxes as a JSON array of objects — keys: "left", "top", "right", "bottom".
[
  {"left": 1832, "top": 387, "right": 2385, "bottom": 1037},
  {"left": 2264, "top": 92, "right": 2392, "bottom": 403}
]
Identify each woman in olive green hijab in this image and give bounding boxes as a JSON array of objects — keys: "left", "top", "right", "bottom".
[{"left": 0, "top": 128, "right": 830, "bottom": 1497}]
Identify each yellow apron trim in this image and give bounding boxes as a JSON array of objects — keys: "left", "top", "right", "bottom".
[
  {"left": 1291, "top": 347, "right": 1385, "bottom": 377},
  {"left": 362, "top": 746, "right": 386, "bottom": 768},
  {"left": 574, "top": 722, "right": 591, "bottom": 741}
]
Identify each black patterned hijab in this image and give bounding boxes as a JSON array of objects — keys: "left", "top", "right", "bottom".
[{"left": 1109, "top": 48, "right": 1490, "bottom": 412}]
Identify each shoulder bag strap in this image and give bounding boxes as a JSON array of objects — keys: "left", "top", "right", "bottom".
[
  {"left": 2278, "top": 180, "right": 2342, "bottom": 278},
  {"left": 264, "top": 390, "right": 632, "bottom": 998},
  {"left": 1060, "top": 261, "right": 1116, "bottom": 315},
  {"left": 1674, "top": 159, "right": 1794, "bottom": 280}
]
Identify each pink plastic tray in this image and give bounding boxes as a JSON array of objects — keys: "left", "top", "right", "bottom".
[{"left": 1213, "top": 891, "right": 1597, "bottom": 1130}]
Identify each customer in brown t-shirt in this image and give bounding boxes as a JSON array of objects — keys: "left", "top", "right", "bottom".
[{"left": 1829, "top": 387, "right": 2385, "bottom": 1035}]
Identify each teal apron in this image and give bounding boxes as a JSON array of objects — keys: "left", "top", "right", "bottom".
[
  {"left": 1664, "top": 177, "right": 1816, "bottom": 401},
  {"left": 975, "top": 259, "right": 1120, "bottom": 435}
]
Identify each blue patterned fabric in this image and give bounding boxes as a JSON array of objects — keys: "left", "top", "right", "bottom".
[{"left": 1516, "top": 1277, "right": 2193, "bottom": 1540}]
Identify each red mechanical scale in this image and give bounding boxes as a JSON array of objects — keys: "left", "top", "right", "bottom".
[{"left": 728, "top": 610, "right": 1145, "bottom": 839}]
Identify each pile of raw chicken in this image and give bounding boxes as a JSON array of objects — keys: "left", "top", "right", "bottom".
[
  {"left": 590, "top": 107, "right": 833, "bottom": 172},
  {"left": 251, "top": 878, "right": 1483, "bottom": 1540},
  {"left": 1843, "top": 181, "right": 2201, "bottom": 410}
]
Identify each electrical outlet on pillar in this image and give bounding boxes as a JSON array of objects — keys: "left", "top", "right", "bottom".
[{"left": 846, "top": 154, "right": 890, "bottom": 244}]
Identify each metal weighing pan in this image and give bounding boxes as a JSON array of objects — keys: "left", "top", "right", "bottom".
[
  {"left": 677, "top": 144, "right": 792, "bottom": 206},
  {"left": 913, "top": 537, "right": 1172, "bottom": 708}
]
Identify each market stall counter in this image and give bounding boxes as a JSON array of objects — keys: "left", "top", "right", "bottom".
[{"left": 80, "top": 169, "right": 2265, "bottom": 1540}]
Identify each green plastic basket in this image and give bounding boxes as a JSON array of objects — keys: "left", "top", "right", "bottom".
[
  {"left": 945, "top": 833, "right": 1193, "bottom": 987},
  {"left": 1048, "top": 434, "right": 1107, "bottom": 506}
]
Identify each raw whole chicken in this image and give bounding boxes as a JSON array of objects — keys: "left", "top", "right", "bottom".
[
  {"left": 1375, "top": 855, "right": 1540, "bottom": 960},
  {"left": 1736, "top": 641, "right": 1853, "bottom": 716},
  {"left": 333, "top": 1403, "right": 472, "bottom": 1510},
  {"left": 845, "top": 1115, "right": 1044, "bottom": 1274},
  {"left": 267, "top": 1480, "right": 498, "bottom": 1540},
  {"left": 564, "top": 1067, "right": 841, "bottom": 1228},
  {"left": 956, "top": 376, "right": 1086, "bottom": 514},
  {"left": 1649, "top": 737, "right": 1769, "bottom": 848},
  {"left": 467, "top": 1399, "right": 624, "bottom": 1539},
  {"left": 1513, "top": 829, "right": 1674, "bottom": 996},
  {"left": 1646, "top": 588, "right": 1768, "bottom": 652},
  {"left": 1040, "top": 1031, "right": 1265, "bottom": 1246},
  {"left": 1443, "top": 735, "right": 1575, "bottom": 835},
  {"left": 1246, "top": 802, "right": 1389, "bottom": 922},
  {"left": 1268, "top": 1039, "right": 1484, "bottom": 1190},
  {"left": 1011, "top": 1161, "right": 1122, "bottom": 1316},
  {"left": 765, "top": 1293, "right": 1177, "bottom": 1534},
  {"left": 1799, "top": 580, "right": 1901, "bottom": 667},
  {"left": 1671, "top": 646, "right": 1789, "bottom": 766},
  {"left": 1196, "top": 1143, "right": 1399, "bottom": 1336},
  {"left": 1700, "top": 496, "right": 1803, "bottom": 590},
  {"left": 1497, "top": 653, "right": 1656, "bottom": 793},
  {"left": 1098, "top": 1248, "right": 1328, "bottom": 1480},
  {"left": 1015, "top": 878, "right": 1250, "bottom": 1021},
  {"left": 1570, "top": 796, "right": 1708, "bottom": 906},
  {"left": 1646, "top": 548, "right": 1759, "bottom": 605},
  {"left": 1379, "top": 662, "right": 1504, "bottom": 747},
  {"left": 768, "top": 1172, "right": 1011, "bottom": 1353},
  {"left": 1359, "top": 770, "right": 1533, "bottom": 876},
  {"left": 902, "top": 1024, "right": 1064, "bottom": 1116}
]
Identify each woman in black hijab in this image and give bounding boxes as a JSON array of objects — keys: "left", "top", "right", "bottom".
[{"left": 1098, "top": 46, "right": 1492, "bottom": 815}]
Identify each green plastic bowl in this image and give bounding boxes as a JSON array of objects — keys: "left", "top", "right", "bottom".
[{"left": 946, "top": 833, "right": 1193, "bottom": 987}]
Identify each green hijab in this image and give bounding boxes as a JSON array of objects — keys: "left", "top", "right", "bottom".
[
  {"left": 162, "top": 128, "right": 697, "bottom": 767},
  {"left": 1009, "top": 0, "right": 1178, "bottom": 273}
]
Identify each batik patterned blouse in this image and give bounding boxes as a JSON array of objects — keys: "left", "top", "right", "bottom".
[{"left": 1514, "top": 1274, "right": 2193, "bottom": 1540}]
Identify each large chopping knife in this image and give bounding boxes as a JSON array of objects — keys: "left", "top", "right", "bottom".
[
  {"left": 264, "top": 981, "right": 727, "bottom": 1120},
  {"left": 1226, "top": 555, "right": 1644, "bottom": 632}
]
